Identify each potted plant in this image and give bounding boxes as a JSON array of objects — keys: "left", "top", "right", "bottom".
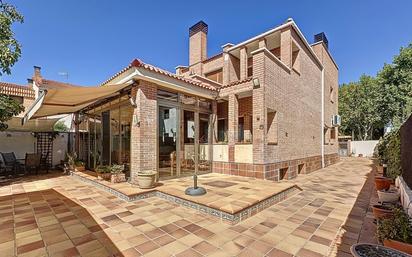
[
  {"left": 96, "top": 165, "right": 111, "bottom": 180},
  {"left": 372, "top": 204, "right": 394, "bottom": 220},
  {"left": 374, "top": 176, "right": 392, "bottom": 191},
  {"left": 377, "top": 188, "right": 400, "bottom": 203},
  {"left": 377, "top": 207, "right": 412, "bottom": 255},
  {"left": 75, "top": 160, "right": 85, "bottom": 172},
  {"left": 110, "top": 164, "right": 126, "bottom": 183},
  {"left": 137, "top": 170, "right": 157, "bottom": 189}
]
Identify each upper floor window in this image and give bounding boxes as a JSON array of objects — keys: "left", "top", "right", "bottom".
[{"left": 205, "top": 69, "right": 223, "bottom": 83}]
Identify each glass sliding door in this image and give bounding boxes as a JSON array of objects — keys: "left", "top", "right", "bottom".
[
  {"left": 181, "top": 110, "right": 196, "bottom": 176},
  {"left": 158, "top": 106, "right": 178, "bottom": 178},
  {"left": 199, "top": 113, "right": 211, "bottom": 173}
]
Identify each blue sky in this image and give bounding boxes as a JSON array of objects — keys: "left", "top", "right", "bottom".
[{"left": 1, "top": 0, "right": 412, "bottom": 86}]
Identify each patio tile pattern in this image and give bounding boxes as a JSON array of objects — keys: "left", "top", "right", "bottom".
[
  {"left": 0, "top": 157, "right": 373, "bottom": 256},
  {"left": 73, "top": 170, "right": 299, "bottom": 222}
]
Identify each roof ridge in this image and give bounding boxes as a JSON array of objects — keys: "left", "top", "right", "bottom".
[{"left": 101, "top": 59, "right": 217, "bottom": 91}]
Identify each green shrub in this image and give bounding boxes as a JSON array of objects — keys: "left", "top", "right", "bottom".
[
  {"left": 374, "top": 129, "right": 401, "bottom": 179},
  {"left": 376, "top": 207, "right": 412, "bottom": 243}
]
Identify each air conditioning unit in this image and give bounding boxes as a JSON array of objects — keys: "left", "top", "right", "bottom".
[{"left": 332, "top": 115, "right": 341, "bottom": 127}]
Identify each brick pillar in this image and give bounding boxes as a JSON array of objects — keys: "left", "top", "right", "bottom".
[
  {"left": 130, "top": 81, "right": 157, "bottom": 184},
  {"left": 252, "top": 51, "right": 266, "bottom": 164},
  {"left": 221, "top": 44, "right": 233, "bottom": 86},
  {"left": 228, "top": 94, "right": 238, "bottom": 162},
  {"left": 280, "top": 28, "right": 292, "bottom": 68},
  {"left": 240, "top": 47, "right": 248, "bottom": 80}
]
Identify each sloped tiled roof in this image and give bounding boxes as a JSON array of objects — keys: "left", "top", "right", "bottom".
[
  {"left": 101, "top": 59, "right": 217, "bottom": 91},
  {"left": 0, "top": 82, "right": 35, "bottom": 99},
  {"left": 39, "top": 79, "right": 81, "bottom": 89},
  {"left": 219, "top": 77, "right": 253, "bottom": 89}
]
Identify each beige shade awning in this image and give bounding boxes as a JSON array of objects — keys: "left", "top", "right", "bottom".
[
  {"left": 23, "top": 83, "right": 131, "bottom": 123},
  {"left": 6, "top": 117, "right": 60, "bottom": 132}
]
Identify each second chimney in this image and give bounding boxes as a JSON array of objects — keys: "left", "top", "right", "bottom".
[{"left": 189, "top": 21, "right": 208, "bottom": 66}]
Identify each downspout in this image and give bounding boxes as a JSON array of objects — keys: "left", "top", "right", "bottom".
[{"left": 321, "top": 68, "right": 325, "bottom": 168}]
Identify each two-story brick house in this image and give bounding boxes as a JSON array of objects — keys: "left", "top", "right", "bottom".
[
  {"left": 25, "top": 18, "right": 339, "bottom": 183},
  {"left": 175, "top": 18, "right": 339, "bottom": 180}
]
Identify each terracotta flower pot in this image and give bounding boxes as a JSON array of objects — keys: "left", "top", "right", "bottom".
[
  {"left": 384, "top": 239, "right": 412, "bottom": 255},
  {"left": 375, "top": 176, "right": 391, "bottom": 191},
  {"left": 372, "top": 204, "right": 393, "bottom": 220},
  {"left": 75, "top": 165, "right": 85, "bottom": 172},
  {"left": 137, "top": 171, "right": 157, "bottom": 189},
  {"left": 377, "top": 189, "right": 400, "bottom": 203}
]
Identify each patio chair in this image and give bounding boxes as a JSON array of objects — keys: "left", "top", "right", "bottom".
[
  {"left": 24, "top": 153, "right": 41, "bottom": 175},
  {"left": 0, "top": 152, "right": 23, "bottom": 177},
  {"left": 39, "top": 152, "right": 51, "bottom": 173}
]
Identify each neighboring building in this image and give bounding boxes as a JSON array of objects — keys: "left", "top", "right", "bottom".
[
  {"left": 0, "top": 67, "right": 80, "bottom": 166},
  {"left": 24, "top": 18, "right": 340, "bottom": 182}
]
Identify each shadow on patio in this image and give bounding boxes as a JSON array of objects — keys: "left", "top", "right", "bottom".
[
  {"left": 0, "top": 188, "right": 123, "bottom": 257},
  {"left": 328, "top": 161, "right": 377, "bottom": 257}
]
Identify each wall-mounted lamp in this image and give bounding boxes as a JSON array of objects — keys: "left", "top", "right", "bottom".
[{"left": 253, "top": 78, "right": 260, "bottom": 89}]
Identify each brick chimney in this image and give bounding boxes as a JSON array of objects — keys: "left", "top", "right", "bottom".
[
  {"left": 189, "top": 21, "right": 208, "bottom": 66},
  {"left": 33, "top": 66, "right": 43, "bottom": 85}
]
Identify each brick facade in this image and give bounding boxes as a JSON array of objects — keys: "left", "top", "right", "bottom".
[{"left": 178, "top": 19, "right": 340, "bottom": 181}]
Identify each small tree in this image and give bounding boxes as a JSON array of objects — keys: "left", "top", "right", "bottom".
[{"left": 0, "top": 94, "right": 24, "bottom": 130}]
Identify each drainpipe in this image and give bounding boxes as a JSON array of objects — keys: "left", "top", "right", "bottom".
[{"left": 321, "top": 68, "right": 325, "bottom": 168}]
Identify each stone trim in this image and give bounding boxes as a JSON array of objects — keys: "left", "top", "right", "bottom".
[{"left": 71, "top": 172, "right": 299, "bottom": 224}]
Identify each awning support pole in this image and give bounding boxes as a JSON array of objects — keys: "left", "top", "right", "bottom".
[{"left": 74, "top": 112, "right": 80, "bottom": 156}]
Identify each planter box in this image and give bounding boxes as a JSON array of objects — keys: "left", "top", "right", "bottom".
[{"left": 111, "top": 173, "right": 126, "bottom": 183}]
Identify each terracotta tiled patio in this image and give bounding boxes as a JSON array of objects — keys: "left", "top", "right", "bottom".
[{"left": 0, "top": 157, "right": 374, "bottom": 256}]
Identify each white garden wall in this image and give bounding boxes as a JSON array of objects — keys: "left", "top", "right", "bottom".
[
  {"left": 0, "top": 132, "right": 69, "bottom": 166},
  {"left": 350, "top": 140, "right": 379, "bottom": 157}
]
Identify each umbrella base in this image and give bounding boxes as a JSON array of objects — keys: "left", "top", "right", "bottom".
[{"left": 185, "top": 186, "right": 207, "bottom": 196}]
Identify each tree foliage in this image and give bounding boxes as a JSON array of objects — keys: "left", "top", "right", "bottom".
[
  {"left": 339, "top": 44, "right": 412, "bottom": 139},
  {"left": 0, "top": 0, "right": 23, "bottom": 75},
  {"left": 339, "top": 75, "right": 385, "bottom": 140},
  {"left": 54, "top": 121, "right": 68, "bottom": 132},
  {"left": 0, "top": 94, "right": 24, "bottom": 130},
  {"left": 0, "top": 1, "right": 24, "bottom": 130}
]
